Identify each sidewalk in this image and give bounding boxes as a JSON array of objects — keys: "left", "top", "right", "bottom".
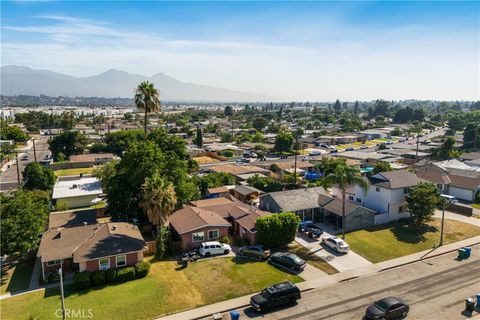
[
  {"left": 434, "top": 210, "right": 480, "bottom": 227},
  {"left": 157, "top": 237, "right": 479, "bottom": 320}
]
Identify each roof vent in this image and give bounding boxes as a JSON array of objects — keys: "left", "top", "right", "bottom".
[
  {"left": 83, "top": 222, "right": 87, "bottom": 226},
  {"left": 71, "top": 184, "right": 78, "bottom": 189},
  {"left": 111, "top": 225, "right": 117, "bottom": 231}
]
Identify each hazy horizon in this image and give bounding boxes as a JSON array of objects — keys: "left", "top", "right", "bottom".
[{"left": 1, "top": 1, "right": 479, "bottom": 101}]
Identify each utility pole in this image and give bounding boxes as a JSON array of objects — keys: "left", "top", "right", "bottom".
[
  {"left": 32, "top": 138, "right": 37, "bottom": 162},
  {"left": 58, "top": 268, "right": 66, "bottom": 320},
  {"left": 15, "top": 152, "right": 20, "bottom": 187},
  {"left": 294, "top": 134, "right": 298, "bottom": 189}
]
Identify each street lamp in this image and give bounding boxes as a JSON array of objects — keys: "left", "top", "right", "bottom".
[
  {"left": 58, "top": 268, "right": 66, "bottom": 320},
  {"left": 439, "top": 194, "right": 454, "bottom": 246}
]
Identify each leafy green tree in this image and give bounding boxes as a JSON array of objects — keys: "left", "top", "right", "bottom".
[
  {"left": 333, "top": 99, "right": 342, "bottom": 112},
  {"left": 252, "top": 118, "right": 268, "bottom": 131},
  {"left": 413, "top": 109, "right": 426, "bottom": 122},
  {"left": 194, "top": 125, "right": 203, "bottom": 147},
  {"left": 155, "top": 226, "right": 170, "bottom": 260},
  {"left": 256, "top": 212, "right": 300, "bottom": 248},
  {"left": 1, "top": 190, "right": 49, "bottom": 258},
  {"left": 247, "top": 174, "right": 283, "bottom": 193},
  {"left": 0, "top": 120, "right": 28, "bottom": 142},
  {"left": 55, "top": 199, "right": 70, "bottom": 211},
  {"left": 315, "top": 157, "right": 346, "bottom": 176},
  {"left": 104, "top": 130, "right": 144, "bottom": 156},
  {"left": 322, "top": 164, "right": 368, "bottom": 239},
  {"left": 22, "top": 162, "right": 56, "bottom": 190},
  {"left": 432, "top": 137, "right": 459, "bottom": 160},
  {"left": 405, "top": 182, "right": 440, "bottom": 225},
  {"left": 353, "top": 101, "right": 359, "bottom": 114},
  {"left": 447, "top": 115, "right": 466, "bottom": 131},
  {"left": 274, "top": 130, "right": 294, "bottom": 152},
  {"left": 372, "top": 161, "right": 392, "bottom": 174},
  {"left": 391, "top": 127, "right": 403, "bottom": 136},
  {"left": 48, "top": 131, "right": 89, "bottom": 160},
  {"left": 372, "top": 99, "right": 390, "bottom": 117},
  {"left": 140, "top": 174, "right": 177, "bottom": 228},
  {"left": 251, "top": 131, "right": 264, "bottom": 143},
  {"left": 463, "top": 123, "right": 480, "bottom": 149},
  {"left": 224, "top": 105, "right": 234, "bottom": 117},
  {"left": 134, "top": 81, "right": 161, "bottom": 137}
]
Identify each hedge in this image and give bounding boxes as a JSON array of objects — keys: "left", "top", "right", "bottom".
[
  {"left": 91, "top": 270, "right": 106, "bottom": 286},
  {"left": 73, "top": 272, "right": 91, "bottom": 290},
  {"left": 134, "top": 261, "right": 151, "bottom": 278},
  {"left": 116, "top": 267, "right": 136, "bottom": 282},
  {"left": 106, "top": 268, "right": 117, "bottom": 283}
]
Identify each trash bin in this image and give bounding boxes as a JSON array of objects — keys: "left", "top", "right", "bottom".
[
  {"left": 181, "top": 257, "right": 189, "bottom": 268},
  {"left": 465, "top": 298, "right": 475, "bottom": 312},
  {"left": 464, "top": 247, "right": 471, "bottom": 259},
  {"left": 230, "top": 310, "right": 240, "bottom": 320},
  {"left": 457, "top": 248, "right": 466, "bottom": 260}
]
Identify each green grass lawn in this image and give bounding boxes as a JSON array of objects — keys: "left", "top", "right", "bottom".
[
  {"left": 54, "top": 167, "right": 95, "bottom": 177},
  {"left": 0, "top": 259, "right": 35, "bottom": 294},
  {"left": 346, "top": 218, "right": 480, "bottom": 263},
  {"left": 286, "top": 242, "right": 339, "bottom": 275},
  {"left": 471, "top": 204, "right": 480, "bottom": 209},
  {"left": 0, "top": 257, "right": 302, "bottom": 320}
]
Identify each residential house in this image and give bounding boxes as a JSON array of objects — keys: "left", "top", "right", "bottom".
[
  {"left": 206, "top": 186, "right": 232, "bottom": 199},
  {"left": 52, "top": 177, "right": 103, "bottom": 209},
  {"left": 69, "top": 153, "right": 116, "bottom": 167},
  {"left": 319, "top": 196, "right": 376, "bottom": 232},
  {"left": 48, "top": 209, "right": 98, "bottom": 229},
  {"left": 333, "top": 170, "right": 424, "bottom": 224},
  {"left": 231, "top": 185, "right": 264, "bottom": 203},
  {"left": 207, "top": 165, "right": 272, "bottom": 181},
  {"left": 37, "top": 222, "right": 145, "bottom": 281}
]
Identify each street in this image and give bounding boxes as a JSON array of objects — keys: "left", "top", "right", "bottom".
[
  {"left": 0, "top": 135, "right": 51, "bottom": 192},
  {"left": 238, "top": 247, "right": 480, "bottom": 320}
]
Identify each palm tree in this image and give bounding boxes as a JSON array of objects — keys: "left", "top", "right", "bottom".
[
  {"left": 140, "top": 173, "right": 177, "bottom": 229},
  {"left": 134, "top": 81, "right": 161, "bottom": 138},
  {"left": 322, "top": 163, "right": 369, "bottom": 239}
]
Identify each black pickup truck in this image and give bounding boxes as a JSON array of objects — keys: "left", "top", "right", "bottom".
[{"left": 298, "top": 221, "right": 323, "bottom": 238}]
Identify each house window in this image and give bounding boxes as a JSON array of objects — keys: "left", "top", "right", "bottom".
[
  {"left": 208, "top": 229, "right": 219, "bottom": 240},
  {"left": 47, "top": 259, "right": 62, "bottom": 266},
  {"left": 192, "top": 231, "right": 205, "bottom": 242},
  {"left": 348, "top": 195, "right": 354, "bottom": 201},
  {"left": 356, "top": 198, "right": 362, "bottom": 203},
  {"left": 437, "top": 184, "right": 442, "bottom": 190},
  {"left": 116, "top": 255, "right": 126, "bottom": 267},
  {"left": 376, "top": 187, "right": 380, "bottom": 192},
  {"left": 404, "top": 188, "right": 409, "bottom": 194},
  {"left": 99, "top": 258, "right": 110, "bottom": 270},
  {"left": 399, "top": 206, "right": 404, "bottom": 212}
]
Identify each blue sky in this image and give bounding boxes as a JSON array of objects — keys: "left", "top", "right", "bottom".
[{"left": 1, "top": 1, "right": 479, "bottom": 100}]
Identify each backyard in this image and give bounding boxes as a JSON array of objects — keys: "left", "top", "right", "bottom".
[
  {"left": 0, "top": 257, "right": 302, "bottom": 320},
  {"left": 54, "top": 167, "right": 95, "bottom": 177},
  {"left": 346, "top": 218, "right": 480, "bottom": 263}
]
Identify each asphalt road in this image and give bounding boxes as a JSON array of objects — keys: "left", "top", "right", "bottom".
[
  {"left": 0, "top": 135, "right": 51, "bottom": 192},
  {"left": 239, "top": 248, "right": 480, "bottom": 320}
]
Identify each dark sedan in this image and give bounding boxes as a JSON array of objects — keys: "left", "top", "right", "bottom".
[
  {"left": 269, "top": 252, "right": 306, "bottom": 271},
  {"left": 365, "top": 297, "right": 409, "bottom": 319}
]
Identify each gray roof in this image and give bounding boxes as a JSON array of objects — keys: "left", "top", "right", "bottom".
[
  {"left": 233, "top": 185, "right": 264, "bottom": 196},
  {"left": 370, "top": 170, "right": 423, "bottom": 189},
  {"left": 261, "top": 187, "right": 329, "bottom": 212}
]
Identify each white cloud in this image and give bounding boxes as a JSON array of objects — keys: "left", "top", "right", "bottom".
[{"left": 2, "top": 15, "right": 479, "bottom": 100}]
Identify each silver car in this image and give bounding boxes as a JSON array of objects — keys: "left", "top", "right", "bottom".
[{"left": 321, "top": 236, "right": 350, "bottom": 253}]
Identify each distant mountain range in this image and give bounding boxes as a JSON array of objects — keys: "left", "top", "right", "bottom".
[{"left": 0, "top": 65, "right": 271, "bottom": 102}]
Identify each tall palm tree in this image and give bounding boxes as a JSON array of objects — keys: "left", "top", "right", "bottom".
[
  {"left": 322, "top": 163, "right": 369, "bottom": 239},
  {"left": 134, "top": 81, "right": 161, "bottom": 138},
  {"left": 140, "top": 173, "right": 177, "bottom": 229}
]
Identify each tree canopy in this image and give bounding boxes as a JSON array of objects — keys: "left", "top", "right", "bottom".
[
  {"left": 405, "top": 182, "right": 440, "bottom": 225},
  {"left": 274, "top": 130, "right": 294, "bottom": 152},
  {"left": 255, "top": 212, "right": 300, "bottom": 248},
  {"left": 48, "top": 130, "right": 89, "bottom": 160},
  {"left": 22, "top": 162, "right": 56, "bottom": 191},
  {"left": 372, "top": 161, "right": 392, "bottom": 174}
]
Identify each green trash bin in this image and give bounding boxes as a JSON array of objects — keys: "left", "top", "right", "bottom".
[{"left": 457, "top": 248, "right": 466, "bottom": 260}]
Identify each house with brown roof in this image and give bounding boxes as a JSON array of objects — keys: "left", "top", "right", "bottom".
[
  {"left": 69, "top": 153, "right": 116, "bottom": 167},
  {"left": 207, "top": 165, "right": 271, "bottom": 181},
  {"left": 37, "top": 222, "right": 146, "bottom": 281},
  {"left": 170, "top": 197, "right": 271, "bottom": 249}
]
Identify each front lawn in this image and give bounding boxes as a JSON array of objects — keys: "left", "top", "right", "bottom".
[
  {"left": 286, "top": 242, "right": 339, "bottom": 275},
  {"left": 346, "top": 218, "right": 480, "bottom": 263},
  {"left": 54, "top": 167, "right": 95, "bottom": 177},
  {"left": 471, "top": 203, "right": 480, "bottom": 209},
  {"left": 0, "top": 257, "right": 302, "bottom": 320},
  {"left": 0, "top": 259, "right": 35, "bottom": 294}
]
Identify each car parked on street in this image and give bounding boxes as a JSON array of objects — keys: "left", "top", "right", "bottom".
[
  {"left": 360, "top": 145, "right": 369, "bottom": 149},
  {"left": 321, "top": 236, "right": 350, "bottom": 253},
  {"left": 21, "top": 154, "right": 29, "bottom": 161},
  {"left": 250, "top": 281, "right": 301, "bottom": 312},
  {"left": 198, "top": 241, "right": 231, "bottom": 257},
  {"left": 239, "top": 244, "right": 270, "bottom": 260},
  {"left": 269, "top": 252, "right": 306, "bottom": 271},
  {"left": 365, "top": 297, "right": 409, "bottom": 319}
]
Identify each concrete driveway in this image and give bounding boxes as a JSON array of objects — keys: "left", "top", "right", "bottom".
[{"left": 296, "top": 230, "right": 372, "bottom": 272}]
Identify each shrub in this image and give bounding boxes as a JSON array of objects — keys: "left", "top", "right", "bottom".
[
  {"left": 45, "top": 271, "right": 60, "bottom": 283},
  {"left": 106, "top": 268, "right": 117, "bottom": 283},
  {"left": 116, "top": 267, "right": 136, "bottom": 283},
  {"left": 475, "top": 191, "right": 480, "bottom": 204},
  {"left": 256, "top": 212, "right": 300, "bottom": 248},
  {"left": 219, "top": 235, "right": 231, "bottom": 244},
  {"left": 73, "top": 272, "right": 91, "bottom": 290},
  {"left": 91, "top": 270, "right": 106, "bottom": 286},
  {"left": 134, "top": 261, "right": 151, "bottom": 278},
  {"left": 223, "top": 150, "right": 234, "bottom": 157}
]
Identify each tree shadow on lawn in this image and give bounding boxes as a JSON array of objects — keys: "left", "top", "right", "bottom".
[
  {"left": 1, "top": 258, "right": 34, "bottom": 294},
  {"left": 44, "top": 282, "right": 114, "bottom": 299},
  {"left": 391, "top": 223, "right": 438, "bottom": 244}
]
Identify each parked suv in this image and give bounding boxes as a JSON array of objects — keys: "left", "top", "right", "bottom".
[
  {"left": 321, "top": 236, "right": 350, "bottom": 253},
  {"left": 198, "top": 241, "right": 231, "bottom": 257},
  {"left": 239, "top": 244, "right": 270, "bottom": 260},
  {"left": 250, "top": 281, "right": 301, "bottom": 312}
]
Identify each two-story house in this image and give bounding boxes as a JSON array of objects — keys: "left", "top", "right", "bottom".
[{"left": 332, "top": 170, "right": 424, "bottom": 225}]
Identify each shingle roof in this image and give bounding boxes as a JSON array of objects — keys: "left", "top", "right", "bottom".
[
  {"left": 323, "top": 198, "right": 362, "bottom": 216},
  {"left": 209, "top": 165, "right": 271, "bottom": 176},
  {"left": 370, "top": 170, "right": 423, "bottom": 189},
  {"left": 447, "top": 169, "right": 480, "bottom": 190},
  {"left": 416, "top": 166, "right": 451, "bottom": 185},
  {"left": 233, "top": 185, "right": 264, "bottom": 196},
  {"left": 190, "top": 197, "right": 235, "bottom": 208},
  {"left": 207, "top": 186, "right": 230, "bottom": 194},
  {"left": 235, "top": 210, "right": 270, "bottom": 233},
  {"left": 169, "top": 206, "right": 230, "bottom": 235},
  {"left": 48, "top": 209, "right": 98, "bottom": 229},
  {"left": 261, "top": 187, "right": 329, "bottom": 212},
  {"left": 37, "top": 222, "right": 145, "bottom": 262},
  {"left": 69, "top": 153, "right": 114, "bottom": 163}
]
